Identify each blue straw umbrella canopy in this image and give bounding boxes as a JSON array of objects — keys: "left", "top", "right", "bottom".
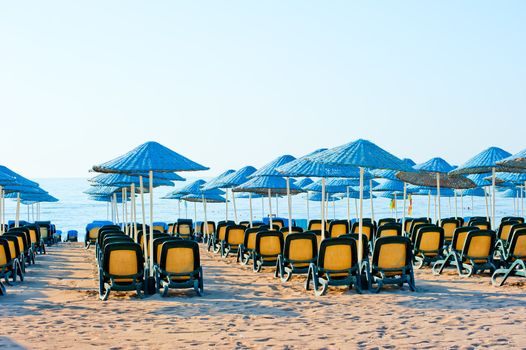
[
  {"left": 449, "top": 147, "right": 520, "bottom": 228},
  {"left": 498, "top": 148, "right": 526, "bottom": 169},
  {"left": 213, "top": 166, "right": 258, "bottom": 224},
  {"left": 89, "top": 173, "right": 175, "bottom": 189},
  {"left": 307, "top": 192, "right": 341, "bottom": 202},
  {"left": 307, "top": 139, "right": 413, "bottom": 261},
  {"left": 92, "top": 141, "right": 209, "bottom": 273},
  {"left": 202, "top": 168, "right": 243, "bottom": 223},
  {"left": 293, "top": 178, "right": 314, "bottom": 189},
  {"left": 0, "top": 166, "right": 39, "bottom": 230},
  {"left": 397, "top": 157, "right": 476, "bottom": 224},
  {"left": 201, "top": 170, "right": 236, "bottom": 191}
]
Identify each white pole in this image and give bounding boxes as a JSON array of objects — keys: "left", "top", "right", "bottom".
[
  {"left": 354, "top": 198, "right": 358, "bottom": 220},
  {"left": 249, "top": 193, "right": 253, "bottom": 228},
  {"left": 370, "top": 179, "right": 375, "bottom": 223},
  {"left": 232, "top": 189, "right": 238, "bottom": 223},
  {"left": 202, "top": 195, "right": 208, "bottom": 239},
  {"left": 276, "top": 194, "right": 279, "bottom": 218},
  {"left": 394, "top": 192, "right": 398, "bottom": 220},
  {"left": 139, "top": 176, "right": 148, "bottom": 272},
  {"left": 321, "top": 178, "right": 326, "bottom": 238},
  {"left": 437, "top": 173, "right": 442, "bottom": 226},
  {"left": 122, "top": 188, "right": 126, "bottom": 234},
  {"left": 178, "top": 200, "right": 181, "bottom": 218},
  {"left": 358, "top": 167, "right": 364, "bottom": 263},
  {"left": 225, "top": 189, "right": 229, "bottom": 221},
  {"left": 131, "top": 183, "right": 137, "bottom": 240},
  {"left": 185, "top": 200, "right": 188, "bottom": 219},
  {"left": 286, "top": 177, "right": 292, "bottom": 234},
  {"left": 346, "top": 186, "right": 351, "bottom": 227},
  {"left": 522, "top": 182, "right": 525, "bottom": 217},
  {"left": 472, "top": 195, "right": 474, "bottom": 217},
  {"left": 484, "top": 186, "right": 490, "bottom": 221},
  {"left": 427, "top": 191, "right": 431, "bottom": 220},
  {"left": 492, "top": 167, "right": 496, "bottom": 229},
  {"left": 194, "top": 202, "right": 197, "bottom": 223},
  {"left": 149, "top": 170, "right": 154, "bottom": 274},
  {"left": 114, "top": 193, "right": 119, "bottom": 224},
  {"left": 15, "top": 192, "right": 20, "bottom": 227},
  {"left": 332, "top": 198, "right": 336, "bottom": 219},
  {"left": 448, "top": 196, "right": 452, "bottom": 217},
  {"left": 268, "top": 189, "right": 273, "bottom": 228},
  {"left": 106, "top": 201, "right": 109, "bottom": 221},
  {"left": 402, "top": 182, "right": 407, "bottom": 233}
]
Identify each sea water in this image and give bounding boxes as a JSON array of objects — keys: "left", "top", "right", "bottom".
[{"left": 3, "top": 178, "right": 523, "bottom": 241}]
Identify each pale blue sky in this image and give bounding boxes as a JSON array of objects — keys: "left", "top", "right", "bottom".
[{"left": 1, "top": 1, "right": 525, "bottom": 178}]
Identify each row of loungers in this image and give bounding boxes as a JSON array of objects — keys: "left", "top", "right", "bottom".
[
  {"left": 0, "top": 222, "right": 55, "bottom": 296},
  {"left": 90, "top": 224, "right": 203, "bottom": 300}
]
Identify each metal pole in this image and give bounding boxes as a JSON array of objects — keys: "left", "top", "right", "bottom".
[
  {"left": 358, "top": 167, "right": 364, "bottom": 264},
  {"left": 276, "top": 194, "right": 279, "bottom": 218},
  {"left": 149, "top": 170, "right": 154, "bottom": 274},
  {"left": 402, "top": 182, "right": 407, "bottom": 234},
  {"left": 139, "top": 176, "right": 148, "bottom": 272},
  {"left": 321, "top": 178, "right": 326, "bottom": 238},
  {"left": 427, "top": 191, "right": 431, "bottom": 220},
  {"left": 249, "top": 193, "right": 253, "bottom": 228},
  {"left": 0, "top": 186, "right": 3, "bottom": 234},
  {"left": 484, "top": 186, "right": 490, "bottom": 221},
  {"left": 194, "top": 202, "right": 197, "bottom": 223},
  {"left": 232, "top": 189, "right": 238, "bottom": 223},
  {"left": 306, "top": 192, "right": 310, "bottom": 223},
  {"left": 261, "top": 196, "right": 264, "bottom": 219},
  {"left": 15, "top": 192, "right": 20, "bottom": 227},
  {"left": 492, "top": 167, "right": 496, "bottom": 229},
  {"left": 131, "top": 183, "right": 137, "bottom": 241},
  {"left": 370, "top": 179, "right": 375, "bottom": 223},
  {"left": 225, "top": 188, "right": 229, "bottom": 221},
  {"left": 437, "top": 173, "right": 441, "bottom": 226},
  {"left": 286, "top": 177, "right": 292, "bottom": 234},
  {"left": 268, "top": 189, "right": 273, "bottom": 228},
  {"left": 522, "top": 182, "right": 525, "bottom": 217},
  {"left": 394, "top": 192, "right": 398, "bottom": 220},
  {"left": 202, "top": 195, "right": 208, "bottom": 239},
  {"left": 461, "top": 193, "right": 464, "bottom": 218},
  {"left": 346, "top": 186, "right": 351, "bottom": 227},
  {"left": 332, "top": 198, "right": 336, "bottom": 219},
  {"left": 178, "top": 200, "right": 181, "bottom": 218}
]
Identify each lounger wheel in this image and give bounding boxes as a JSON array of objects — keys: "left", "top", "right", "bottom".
[
  {"left": 98, "top": 270, "right": 109, "bottom": 301},
  {"left": 413, "top": 257, "right": 424, "bottom": 269}
]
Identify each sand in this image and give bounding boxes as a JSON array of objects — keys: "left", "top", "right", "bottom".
[{"left": 1, "top": 243, "right": 525, "bottom": 350}]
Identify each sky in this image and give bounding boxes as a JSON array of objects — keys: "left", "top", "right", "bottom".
[{"left": 1, "top": 1, "right": 525, "bottom": 179}]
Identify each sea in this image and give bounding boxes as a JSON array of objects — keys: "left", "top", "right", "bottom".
[{"left": 3, "top": 177, "right": 523, "bottom": 241}]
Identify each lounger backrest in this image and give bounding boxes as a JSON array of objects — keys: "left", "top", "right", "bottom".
[
  {"left": 39, "top": 226, "right": 49, "bottom": 239},
  {"left": 415, "top": 227, "right": 444, "bottom": 253},
  {"left": 498, "top": 220, "right": 520, "bottom": 241},
  {"left": 508, "top": 229, "right": 526, "bottom": 259},
  {"left": 373, "top": 236, "right": 411, "bottom": 271},
  {"left": 376, "top": 223, "right": 401, "bottom": 239},
  {"left": 160, "top": 240, "right": 200, "bottom": 274},
  {"left": 225, "top": 225, "right": 246, "bottom": 245},
  {"left": 104, "top": 243, "right": 142, "bottom": 279},
  {"left": 88, "top": 227, "right": 100, "bottom": 240},
  {"left": 409, "top": 218, "right": 431, "bottom": 236},
  {"left": 153, "top": 225, "right": 165, "bottom": 233},
  {"left": 318, "top": 237, "right": 356, "bottom": 272},
  {"left": 2, "top": 236, "right": 21, "bottom": 258},
  {"left": 308, "top": 220, "right": 323, "bottom": 231},
  {"left": 0, "top": 239, "right": 12, "bottom": 265},
  {"left": 462, "top": 230, "right": 495, "bottom": 261},
  {"left": 255, "top": 231, "right": 284, "bottom": 257},
  {"left": 351, "top": 221, "right": 374, "bottom": 241},
  {"left": 303, "top": 230, "right": 323, "bottom": 247},
  {"left": 378, "top": 218, "right": 396, "bottom": 227},
  {"left": 200, "top": 221, "right": 216, "bottom": 235},
  {"left": 243, "top": 228, "right": 260, "bottom": 250},
  {"left": 24, "top": 225, "right": 40, "bottom": 244},
  {"left": 452, "top": 227, "right": 479, "bottom": 253},
  {"left": 440, "top": 218, "right": 459, "bottom": 241},
  {"left": 152, "top": 237, "right": 180, "bottom": 264},
  {"left": 502, "top": 216, "right": 525, "bottom": 224},
  {"left": 284, "top": 232, "right": 317, "bottom": 262},
  {"left": 328, "top": 220, "right": 349, "bottom": 238},
  {"left": 272, "top": 219, "right": 285, "bottom": 230}
]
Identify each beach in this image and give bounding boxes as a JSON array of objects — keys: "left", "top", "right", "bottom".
[{"left": 1, "top": 243, "right": 525, "bottom": 349}]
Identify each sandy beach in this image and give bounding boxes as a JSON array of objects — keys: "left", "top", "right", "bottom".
[{"left": 1, "top": 243, "right": 525, "bottom": 349}]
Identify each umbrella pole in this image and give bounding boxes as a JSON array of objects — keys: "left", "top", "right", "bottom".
[
  {"left": 232, "top": 189, "right": 238, "bottom": 223},
  {"left": 286, "top": 177, "right": 292, "bottom": 234},
  {"left": 114, "top": 193, "right": 120, "bottom": 224},
  {"left": 149, "top": 170, "right": 154, "bottom": 275},
  {"left": 402, "top": 183, "right": 407, "bottom": 234},
  {"left": 122, "top": 188, "right": 127, "bottom": 235},
  {"left": 268, "top": 189, "right": 273, "bottom": 228},
  {"left": 185, "top": 201, "right": 188, "bottom": 219},
  {"left": 370, "top": 179, "right": 375, "bottom": 223},
  {"left": 276, "top": 194, "right": 279, "bottom": 218},
  {"left": 471, "top": 195, "right": 474, "bottom": 217},
  {"left": 346, "top": 187, "right": 350, "bottom": 228},
  {"left": 131, "top": 183, "right": 137, "bottom": 241},
  {"left": 522, "top": 182, "right": 525, "bottom": 217},
  {"left": 484, "top": 186, "right": 490, "bottom": 221},
  {"left": 202, "top": 195, "right": 208, "bottom": 240},
  {"left": 106, "top": 202, "right": 109, "bottom": 221},
  {"left": 434, "top": 194, "right": 437, "bottom": 223},
  {"left": 194, "top": 202, "right": 197, "bottom": 223},
  {"left": 354, "top": 198, "right": 358, "bottom": 220},
  {"left": 437, "top": 173, "right": 441, "bottom": 226},
  {"left": 427, "top": 191, "right": 431, "bottom": 220},
  {"left": 321, "top": 178, "right": 326, "bottom": 239},
  {"left": 178, "top": 200, "right": 181, "bottom": 219},
  {"left": 394, "top": 193, "right": 398, "bottom": 220},
  {"left": 15, "top": 192, "right": 20, "bottom": 228},
  {"left": 492, "top": 167, "right": 496, "bottom": 229},
  {"left": 225, "top": 189, "right": 229, "bottom": 221},
  {"left": 139, "top": 176, "right": 148, "bottom": 274},
  {"left": 249, "top": 193, "right": 253, "bottom": 228},
  {"left": 326, "top": 193, "right": 329, "bottom": 221},
  {"left": 358, "top": 167, "right": 364, "bottom": 265},
  {"left": 332, "top": 199, "right": 336, "bottom": 219},
  {"left": 448, "top": 196, "right": 452, "bottom": 217}
]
